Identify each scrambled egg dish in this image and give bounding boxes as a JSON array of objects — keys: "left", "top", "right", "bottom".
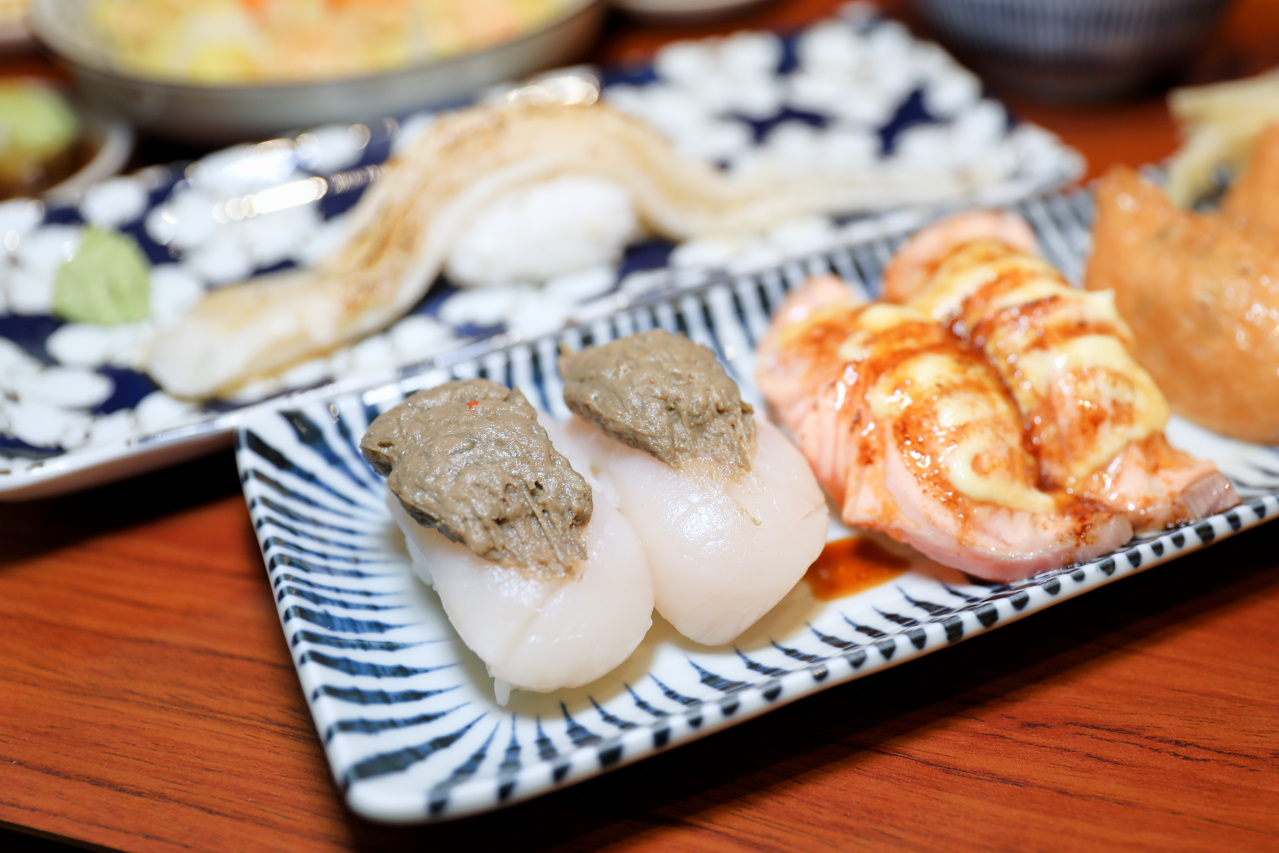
[{"left": 92, "top": 0, "right": 583, "bottom": 84}]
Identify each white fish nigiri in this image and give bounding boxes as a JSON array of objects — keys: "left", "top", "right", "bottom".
[
  {"left": 148, "top": 100, "right": 995, "bottom": 399},
  {"left": 389, "top": 487, "right": 653, "bottom": 698},
  {"left": 561, "top": 415, "right": 828, "bottom": 646}
]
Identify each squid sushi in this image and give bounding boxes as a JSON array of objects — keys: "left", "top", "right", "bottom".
[
  {"left": 558, "top": 330, "right": 829, "bottom": 646},
  {"left": 360, "top": 378, "right": 653, "bottom": 699}
]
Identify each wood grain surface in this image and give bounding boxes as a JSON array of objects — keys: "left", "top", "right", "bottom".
[{"left": 3, "top": 1, "right": 1279, "bottom": 850}]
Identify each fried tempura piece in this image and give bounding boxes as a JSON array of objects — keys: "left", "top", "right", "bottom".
[{"left": 1087, "top": 166, "right": 1279, "bottom": 444}]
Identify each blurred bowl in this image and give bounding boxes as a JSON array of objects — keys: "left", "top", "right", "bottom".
[
  {"left": 612, "top": 0, "right": 776, "bottom": 24},
  {"left": 28, "top": 0, "right": 605, "bottom": 145},
  {"left": 913, "top": 0, "right": 1234, "bottom": 101}
]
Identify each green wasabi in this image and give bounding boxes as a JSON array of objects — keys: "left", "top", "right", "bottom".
[
  {"left": 0, "top": 82, "right": 80, "bottom": 194},
  {"left": 53, "top": 228, "right": 151, "bottom": 325}
]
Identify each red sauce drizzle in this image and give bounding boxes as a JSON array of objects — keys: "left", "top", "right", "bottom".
[{"left": 806, "top": 537, "right": 910, "bottom": 600}]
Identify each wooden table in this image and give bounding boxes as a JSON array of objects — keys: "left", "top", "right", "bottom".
[{"left": 3, "top": 2, "right": 1278, "bottom": 850}]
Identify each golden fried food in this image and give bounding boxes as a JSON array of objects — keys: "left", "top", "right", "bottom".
[{"left": 1086, "top": 165, "right": 1279, "bottom": 444}]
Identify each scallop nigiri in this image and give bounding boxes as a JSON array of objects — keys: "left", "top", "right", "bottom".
[
  {"left": 558, "top": 330, "right": 828, "bottom": 646},
  {"left": 361, "top": 378, "right": 653, "bottom": 698}
]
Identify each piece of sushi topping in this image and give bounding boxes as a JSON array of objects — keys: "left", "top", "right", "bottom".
[
  {"left": 560, "top": 330, "right": 756, "bottom": 477},
  {"left": 360, "top": 378, "right": 592, "bottom": 578}
]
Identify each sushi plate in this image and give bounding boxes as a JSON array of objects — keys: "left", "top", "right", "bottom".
[
  {"left": 234, "top": 189, "right": 1279, "bottom": 823},
  {"left": 0, "top": 1, "right": 1083, "bottom": 500}
]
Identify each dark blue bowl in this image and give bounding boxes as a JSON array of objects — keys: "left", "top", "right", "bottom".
[{"left": 914, "top": 0, "right": 1234, "bottom": 101}]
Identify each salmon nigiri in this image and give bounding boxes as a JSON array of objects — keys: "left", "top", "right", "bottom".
[
  {"left": 757, "top": 276, "right": 1132, "bottom": 582},
  {"left": 884, "top": 211, "right": 1239, "bottom": 532}
]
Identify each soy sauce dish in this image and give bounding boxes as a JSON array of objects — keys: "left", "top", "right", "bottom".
[{"left": 0, "top": 77, "right": 133, "bottom": 201}]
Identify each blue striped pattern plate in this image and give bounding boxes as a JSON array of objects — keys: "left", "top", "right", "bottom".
[{"left": 234, "top": 188, "right": 1279, "bottom": 823}]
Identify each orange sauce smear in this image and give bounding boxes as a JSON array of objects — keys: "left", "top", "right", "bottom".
[{"left": 805, "top": 537, "right": 910, "bottom": 600}]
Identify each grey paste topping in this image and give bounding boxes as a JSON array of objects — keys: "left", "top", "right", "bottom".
[
  {"left": 360, "top": 378, "right": 592, "bottom": 578},
  {"left": 560, "top": 329, "right": 756, "bottom": 477}
]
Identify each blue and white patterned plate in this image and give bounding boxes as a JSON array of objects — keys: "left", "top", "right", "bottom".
[
  {"left": 235, "top": 188, "right": 1279, "bottom": 823},
  {"left": 0, "top": 2, "right": 1083, "bottom": 499}
]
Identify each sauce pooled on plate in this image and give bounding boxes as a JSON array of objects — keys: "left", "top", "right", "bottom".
[{"left": 805, "top": 537, "right": 910, "bottom": 600}]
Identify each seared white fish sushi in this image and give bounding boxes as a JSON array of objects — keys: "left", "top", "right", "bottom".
[
  {"left": 361, "top": 378, "right": 653, "bottom": 698},
  {"left": 148, "top": 99, "right": 997, "bottom": 399},
  {"left": 559, "top": 330, "right": 828, "bottom": 646}
]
